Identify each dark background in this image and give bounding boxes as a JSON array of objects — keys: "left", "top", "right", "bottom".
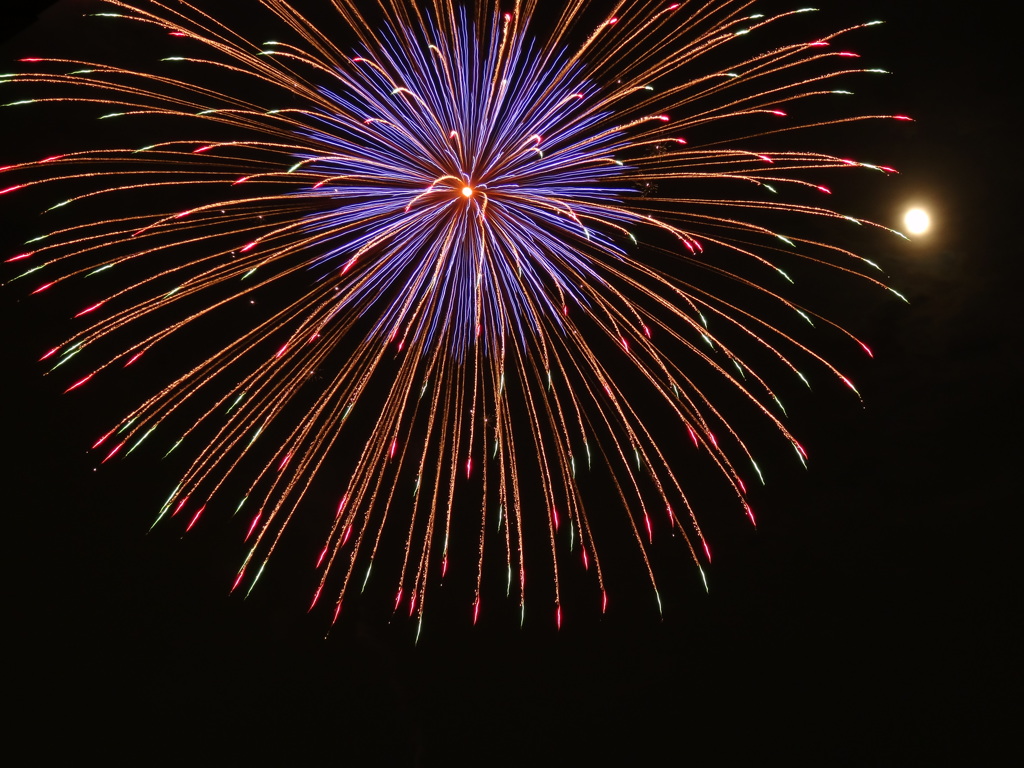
[{"left": 2, "top": 1, "right": 1017, "bottom": 764}]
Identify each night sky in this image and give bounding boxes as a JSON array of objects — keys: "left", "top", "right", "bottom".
[{"left": 2, "top": 1, "right": 1017, "bottom": 764}]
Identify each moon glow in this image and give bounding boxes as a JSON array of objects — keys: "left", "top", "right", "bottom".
[{"left": 904, "top": 208, "right": 931, "bottom": 235}]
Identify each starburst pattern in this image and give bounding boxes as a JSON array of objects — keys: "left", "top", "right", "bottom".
[{"left": 2, "top": 1, "right": 906, "bottom": 632}]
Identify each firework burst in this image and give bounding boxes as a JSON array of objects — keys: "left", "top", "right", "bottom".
[{"left": 2, "top": 0, "right": 906, "bottom": 633}]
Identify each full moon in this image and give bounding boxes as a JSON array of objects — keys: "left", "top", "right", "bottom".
[{"left": 904, "top": 208, "right": 931, "bottom": 235}]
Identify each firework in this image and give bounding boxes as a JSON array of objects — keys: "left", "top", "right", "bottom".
[{"left": 2, "top": 0, "right": 905, "bottom": 632}]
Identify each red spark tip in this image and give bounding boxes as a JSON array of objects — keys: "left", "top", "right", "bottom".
[
  {"left": 40, "top": 347, "right": 60, "bottom": 361},
  {"left": 19, "top": 58, "right": 43, "bottom": 63},
  {"left": 7, "top": 252, "right": 33, "bottom": 262},
  {"left": 64, "top": 373, "right": 94, "bottom": 393},
  {"left": 240, "top": 241, "right": 257, "bottom": 253},
  {"left": 102, "top": 442, "right": 124, "bottom": 463},
  {"left": 892, "top": 115, "right": 913, "bottom": 121},
  {"left": 74, "top": 302, "right": 104, "bottom": 317},
  {"left": 0, "top": 184, "right": 26, "bottom": 196}
]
